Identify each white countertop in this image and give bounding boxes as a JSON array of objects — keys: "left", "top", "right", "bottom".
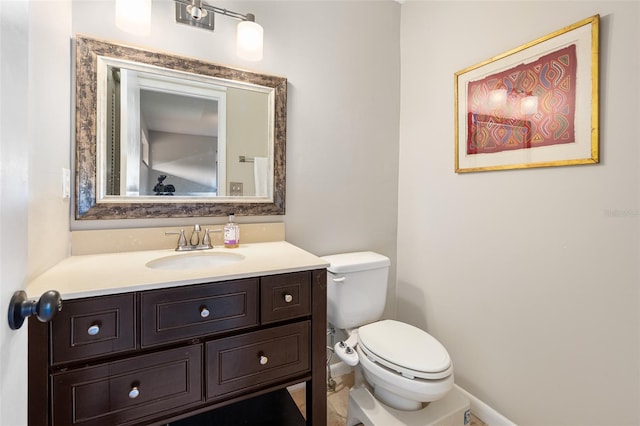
[{"left": 27, "top": 241, "right": 329, "bottom": 300}]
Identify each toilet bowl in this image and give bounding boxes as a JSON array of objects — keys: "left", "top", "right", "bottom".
[
  {"left": 357, "top": 319, "right": 454, "bottom": 410},
  {"left": 323, "top": 251, "right": 469, "bottom": 424}
]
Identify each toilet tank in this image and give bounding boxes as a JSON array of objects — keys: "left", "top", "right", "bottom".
[{"left": 322, "top": 252, "right": 390, "bottom": 330}]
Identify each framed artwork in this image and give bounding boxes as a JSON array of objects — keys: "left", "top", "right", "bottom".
[{"left": 454, "top": 15, "right": 599, "bottom": 173}]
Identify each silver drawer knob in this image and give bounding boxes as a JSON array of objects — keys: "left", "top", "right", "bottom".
[
  {"left": 200, "top": 307, "right": 210, "bottom": 318},
  {"left": 128, "top": 387, "right": 140, "bottom": 399},
  {"left": 87, "top": 324, "right": 100, "bottom": 336},
  {"left": 259, "top": 355, "right": 269, "bottom": 365},
  {"left": 284, "top": 294, "right": 293, "bottom": 303}
]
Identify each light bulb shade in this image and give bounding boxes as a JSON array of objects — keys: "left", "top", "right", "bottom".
[
  {"left": 237, "top": 20, "right": 263, "bottom": 61},
  {"left": 115, "top": 0, "right": 151, "bottom": 36}
]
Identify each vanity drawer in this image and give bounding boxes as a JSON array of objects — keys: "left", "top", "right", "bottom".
[
  {"left": 206, "top": 321, "right": 310, "bottom": 400},
  {"left": 51, "top": 293, "right": 136, "bottom": 365},
  {"left": 51, "top": 345, "right": 202, "bottom": 426},
  {"left": 260, "top": 272, "right": 311, "bottom": 324},
  {"left": 140, "top": 278, "right": 259, "bottom": 347}
]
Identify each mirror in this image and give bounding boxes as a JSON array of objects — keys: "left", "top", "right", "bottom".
[{"left": 75, "top": 36, "right": 286, "bottom": 219}]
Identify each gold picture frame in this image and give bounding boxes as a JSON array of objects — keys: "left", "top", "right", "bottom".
[{"left": 454, "top": 15, "right": 599, "bottom": 173}]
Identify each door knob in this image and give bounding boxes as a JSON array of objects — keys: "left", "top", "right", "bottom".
[{"left": 7, "top": 290, "right": 62, "bottom": 330}]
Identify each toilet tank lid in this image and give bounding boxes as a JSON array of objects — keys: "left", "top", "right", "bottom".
[{"left": 321, "top": 251, "right": 390, "bottom": 273}]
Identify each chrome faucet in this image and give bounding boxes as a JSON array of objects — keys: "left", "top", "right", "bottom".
[{"left": 165, "top": 225, "right": 220, "bottom": 251}]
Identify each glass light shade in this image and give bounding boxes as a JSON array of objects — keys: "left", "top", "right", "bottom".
[
  {"left": 115, "top": 0, "right": 151, "bottom": 36},
  {"left": 237, "top": 20, "right": 264, "bottom": 61}
]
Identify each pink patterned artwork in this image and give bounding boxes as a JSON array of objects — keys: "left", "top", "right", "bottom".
[{"left": 466, "top": 44, "right": 577, "bottom": 155}]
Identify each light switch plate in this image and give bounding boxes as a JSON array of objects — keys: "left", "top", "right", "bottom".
[{"left": 62, "top": 168, "right": 71, "bottom": 199}]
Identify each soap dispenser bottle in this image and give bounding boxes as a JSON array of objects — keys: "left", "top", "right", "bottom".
[{"left": 224, "top": 213, "right": 240, "bottom": 248}]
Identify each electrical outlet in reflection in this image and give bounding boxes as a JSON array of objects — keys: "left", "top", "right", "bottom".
[{"left": 230, "top": 182, "right": 243, "bottom": 196}]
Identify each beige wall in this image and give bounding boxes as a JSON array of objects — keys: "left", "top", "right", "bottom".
[
  {"left": 397, "top": 1, "right": 639, "bottom": 425},
  {"left": 27, "top": 1, "right": 72, "bottom": 279}
]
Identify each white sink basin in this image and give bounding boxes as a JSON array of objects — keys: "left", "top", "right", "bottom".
[{"left": 145, "top": 252, "right": 245, "bottom": 270}]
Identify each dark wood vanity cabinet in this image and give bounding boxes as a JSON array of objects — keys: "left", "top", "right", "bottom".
[{"left": 29, "top": 269, "right": 327, "bottom": 426}]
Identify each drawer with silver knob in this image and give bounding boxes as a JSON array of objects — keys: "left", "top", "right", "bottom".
[
  {"left": 140, "top": 278, "right": 259, "bottom": 347},
  {"left": 260, "top": 272, "right": 311, "bottom": 324},
  {"left": 206, "top": 321, "right": 310, "bottom": 400},
  {"left": 51, "top": 293, "right": 136, "bottom": 365},
  {"left": 51, "top": 345, "right": 202, "bottom": 426}
]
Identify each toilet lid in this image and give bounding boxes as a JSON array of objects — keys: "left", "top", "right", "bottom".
[{"left": 358, "top": 320, "right": 452, "bottom": 380}]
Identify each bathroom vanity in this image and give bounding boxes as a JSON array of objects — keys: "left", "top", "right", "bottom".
[{"left": 26, "top": 242, "right": 328, "bottom": 426}]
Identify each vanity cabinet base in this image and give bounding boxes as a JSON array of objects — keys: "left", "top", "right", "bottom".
[{"left": 28, "top": 269, "right": 327, "bottom": 426}]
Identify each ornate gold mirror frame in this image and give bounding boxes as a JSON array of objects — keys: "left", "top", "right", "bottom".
[{"left": 75, "top": 35, "right": 287, "bottom": 219}]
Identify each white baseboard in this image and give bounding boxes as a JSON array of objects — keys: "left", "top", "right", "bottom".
[{"left": 454, "top": 385, "right": 517, "bottom": 426}]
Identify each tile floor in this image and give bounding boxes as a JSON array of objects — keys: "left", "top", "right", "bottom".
[{"left": 289, "top": 372, "right": 488, "bottom": 426}]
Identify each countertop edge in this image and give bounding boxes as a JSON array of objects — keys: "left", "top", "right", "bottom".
[{"left": 27, "top": 241, "right": 329, "bottom": 300}]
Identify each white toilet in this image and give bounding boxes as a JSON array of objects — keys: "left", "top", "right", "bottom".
[{"left": 323, "top": 251, "right": 470, "bottom": 426}]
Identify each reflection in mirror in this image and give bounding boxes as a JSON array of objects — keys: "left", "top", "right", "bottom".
[
  {"left": 105, "top": 65, "right": 225, "bottom": 197},
  {"left": 75, "top": 36, "right": 286, "bottom": 220}
]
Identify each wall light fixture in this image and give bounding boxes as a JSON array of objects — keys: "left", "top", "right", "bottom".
[
  {"left": 175, "top": 0, "right": 263, "bottom": 61},
  {"left": 115, "top": 0, "right": 264, "bottom": 61}
]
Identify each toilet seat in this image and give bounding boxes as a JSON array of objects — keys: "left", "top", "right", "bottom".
[{"left": 358, "top": 320, "right": 452, "bottom": 380}]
